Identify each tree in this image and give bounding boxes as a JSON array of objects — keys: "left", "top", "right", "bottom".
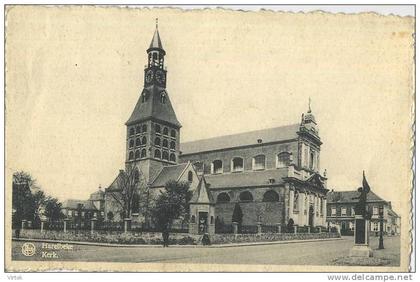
[
  {"left": 150, "top": 180, "right": 192, "bottom": 231},
  {"left": 108, "top": 163, "right": 149, "bottom": 220},
  {"left": 43, "top": 196, "right": 64, "bottom": 222},
  {"left": 12, "top": 171, "right": 40, "bottom": 227},
  {"left": 232, "top": 202, "right": 243, "bottom": 226}
]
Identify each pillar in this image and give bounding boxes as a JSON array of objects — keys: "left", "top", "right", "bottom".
[
  {"left": 307, "top": 226, "right": 311, "bottom": 233},
  {"left": 124, "top": 218, "right": 131, "bottom": 233},
  {"left": 233, "top": 222, "right": 238, "bottom": 235},
  {"left": 277, "top": 223, "right": 282, "bottom": 233},
  {"left": 318, "top": 226, "right": 322, "bottom": 233},
  {"left": 21, "top": 219, "right": 27, "bottom": 230},
  {"left": 63, "top": 220, "right": 68, "bottom": 233},
  {"left": 257, "top": 222, "right": 262, "bottom": 234},
  {"left": 293, "top": 225, "right": 297, "bottom": 234},
  {"left": 289, "top": 189, "right": 294, "bottom": 220},
  {"left": 40, "top": 221, "right": 45, "bottom": 232},
  {"left": 91, "top": 218, "right": 97, "bottom": 235}
]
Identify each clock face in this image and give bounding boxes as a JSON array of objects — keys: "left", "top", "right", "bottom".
[
  {"left": 145, "top": 70, "right": 154, "bottom": 83},
  {"left": 155, "top": 70, "right": 166, "bottom": 84}
]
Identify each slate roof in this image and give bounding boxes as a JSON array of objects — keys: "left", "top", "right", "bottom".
[
  {"left": 62, "top": 199, "right": 97, "bottom": 210},
  {"left": 126, "top": 85, "right": 181, "bottom": 127},
  {"left": 105, "top": 170, "right": 125, "bottom": 192},
  {"left": 150, "top": 163, "right": 189, "bottom": 187},
  {"left": 89, "top": 189, "right": 104, "bottom": 201},
  {"left": 326, "top": 190, "right": 386, "bottom": 204},
  {"left": 190, "top": 177, "right": 214, "bottom": 204},
  {"left": 204, "top": 168, "right": 289, "bottom": 190},
  {"left": 148, "top": 27, "right": 164, "bottom": 50},
  {"left": 180, "top": 124, "right": 300, "bottom": 155}
]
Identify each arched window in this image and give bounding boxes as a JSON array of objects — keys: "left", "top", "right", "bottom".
[
  {"left": 132, "top": 193, "right": 140, "bottom": 213},
  {"left": 162, "top": 151, "right": 169, "bottom": 160},
  {"left": 211, "top": 160, "right": 223, "bottom": 174},
  {"left": 276, "top": 152, "right": 291, "bottom": 168},
  {"left": 239, "top": 191, "right": 253, "bottom": 202},
  {"left": 154, "top": 149, "right": 161, "bottom": 159},
  {"left": 170, "top": 141, "right": 176, "bottom": 150},
  {"left": 129, "top": 139, "right": 134, "bottom": 148},
  {"left": 154, "top": 137, "right": 161, "bottom": 146},
  {"left": 129, "top": 127, "right": 135, "bottom": 136},
  {"left": 155, "top": 124, "right": 161, "bottom": 134},
  {"left": 252, "top": 154, "right": 266, "bottom": 170},
  {"left": 170, "top": 129, "right": 176, "bottom": 138},
  {"left": 216, "top": 193, "right": 230, "bottom": 203},
  {"left": 135, "top": 150, "right": 140, "bottom": 159},
  {"left": 142, "top": 124, "right": 147, "bottom": 133},
  {"left": 163, "top": 127, "right": 169, "bottom": 136},
  {"left": 160, "top": 92, "right": 167, "bottom": 104},
  {"left": 136, "top": 126, "right": 141, "bottom": 134},
  {"left": 162, "top": 139, "right": 168, "bottom": 148},
  {"left": 141, "top": 136, "right": 147, "bottom": 146},
  {"left": 135, "top": 138, "right": 141, "bottom": 147},
  {"left": 141, "top": 149, "right": 146, "bottom": 158},
  {"left": 128, "top": 151, "right": 134, "bottom": 160},
  {"left": 263, "top": 190, "right": 279, "bottom": 202},
  {"left": 188, "top": 171, "right": 193, "bottom": 182},
  {"left": 310, "top": 151, "right": 315, "bottom": 170},
  {"left": 232, "top": 157, "right": 244, "bottom": 172},
  {"left": 169, "top": 153, "right": 176, "bottom": 162}
]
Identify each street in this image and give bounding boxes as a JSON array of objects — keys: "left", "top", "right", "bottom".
[{"left": 11, "top": 236, "right": 400, "bottom": 266}]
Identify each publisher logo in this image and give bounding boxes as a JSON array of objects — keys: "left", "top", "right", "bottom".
[{"left": 21, "top": 242, "right": 36, "bottom": 257}]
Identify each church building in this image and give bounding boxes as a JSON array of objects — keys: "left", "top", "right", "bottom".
[{"left": 103, "top": 23, "right": 329, "bottom": 235}]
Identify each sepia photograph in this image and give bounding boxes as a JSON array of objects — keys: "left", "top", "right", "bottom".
[{"left": 4, "top": 4, "right": 415, "bottom": 273}]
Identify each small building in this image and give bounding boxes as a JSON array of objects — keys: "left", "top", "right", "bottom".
[
  {"left": 62, "top": 187, "right": 105, "bottom": 226},
  {"left": 326, "top": 190, "right": 400, "bottom": 235}
]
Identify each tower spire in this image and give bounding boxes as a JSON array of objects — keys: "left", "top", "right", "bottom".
[
  {"left": 156, "top": 18, "right": 158, "bottom": 29},
  {"left": 308, "top": 97, "right": 312, "bottom": 113}
]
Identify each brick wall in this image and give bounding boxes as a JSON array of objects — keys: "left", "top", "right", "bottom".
[{"left": 180, "top": 141, "right": 298, "bottom": 174}]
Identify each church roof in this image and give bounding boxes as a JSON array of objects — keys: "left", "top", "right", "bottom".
[
  {"left": 126, "top": 85, "right": 181, "bottom": 127},
  {"left": 150, "top": 163, "right": 189, "bottom": 187},
  {"left": 149, "top": 28, "right": 164, "bottom": 50},
  {"left": 62, "top": 199, "right": 98, "bottom": 210},
  {"left": 105, "top": 170, "right": 125, "bottom": 192},
  {"left": 205, "top": 168, "right": 288, "bottom": 190},
  {"left": 190, "top": 177, "right": 214, "bottom": 204},
  {"left": 326, "top": 190, "right": 386, "bottom": 204},
  {"left": 180, "top": 124, "right": 300, "bottom": 155},
  {"left": 89, "top": 189, "right": 104, "bottom": 201}
]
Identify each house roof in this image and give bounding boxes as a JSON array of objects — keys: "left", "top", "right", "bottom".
[
  {"left": 180, "top": 124, "right": 300, "bottom": 155},
  {"left": 388, "top": 209, "right": 400, "bottom": 218},
  {"left": 326, "top": 190, "right": 386, "bottom": 204},
  {"left": 150, "top": 163, "right": 189, "bottom": 187},
  {"left": 62, "top": 199, "right": 98, "bottom": 210},
  {"left": 204, "top": 168, "right": 288, "bottom": 190},
  {"left": 126, "top": 85, "right": 181, "bottom": 127},
  {"left": 89, "top": 189, "right": 104, "bottom": 201}
]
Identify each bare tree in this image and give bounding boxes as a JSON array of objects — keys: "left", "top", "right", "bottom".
[{"left": 108, "top": 162, "right": 149, "bottom": 220}]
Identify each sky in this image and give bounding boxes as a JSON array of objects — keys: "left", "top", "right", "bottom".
[{"left": 6, "top": 6, "right": 414, "bottom": 215}]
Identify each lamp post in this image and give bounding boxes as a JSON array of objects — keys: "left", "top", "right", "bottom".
[{"left": 378, "top": 205, "right": 384, "bottom": 249}]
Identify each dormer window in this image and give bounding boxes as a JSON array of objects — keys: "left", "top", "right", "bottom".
[
  {"left": 163, "top": 127, "right": 169, "bottom": 136},
  {"left": 141, "top": 91, "right": 149, "bottom": 103},
  {"left": 129, "top": 128, "right": 135, "bottom": 136},
  {"left": 160, "top": 92, "right": 167, "bottom": 104},
  {"left": 170, "top": 130, "right": 176, "bottom": 138},
  {"left": 155, "top": 124, "right": 161, "bottom": 134}
]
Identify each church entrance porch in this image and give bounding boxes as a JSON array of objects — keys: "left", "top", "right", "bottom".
[{"left": 198, "top": 212, "right": 208, "bottom": 234}]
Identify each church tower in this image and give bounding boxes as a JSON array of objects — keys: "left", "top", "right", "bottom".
[{"left": 125, "top": 21, "right": 182, "bottom": 183}]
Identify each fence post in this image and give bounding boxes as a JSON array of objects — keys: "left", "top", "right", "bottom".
[
  {"left": 40, "top": 221, "right": 45, "bottom": 232},
  {"left": 124, "top": 218, "right": 131, "bottom": 233},
  {"left": 257, "top": 222, "right": 262, "bottom": 234},
  {"left": 318, "top": 226, "right": 322, "bottom": 233},
  {"left": 232, "top": 222, "right": 238, "bottom": 235},
  {"left": 91, "top": 218, "right": 97, "bottom": 235},
  {"left": 307, "top": 226, "right": 311, "bottom": 233},
  {"left": 293, "top": 225, "right": 297, "bottom": 234},
  {"left": 277, "top": 223, "right": 282, "bottom": 233},
  {"left": 64, "top": 219, "right": 69, "bottom": 233},
  {"left": 21, "top": 220, "right": 27, "bottom": 230}
]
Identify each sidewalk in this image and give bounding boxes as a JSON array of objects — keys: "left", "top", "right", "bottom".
[{"left": 12, "top": 236, "right": 343, "bottom": 248}]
